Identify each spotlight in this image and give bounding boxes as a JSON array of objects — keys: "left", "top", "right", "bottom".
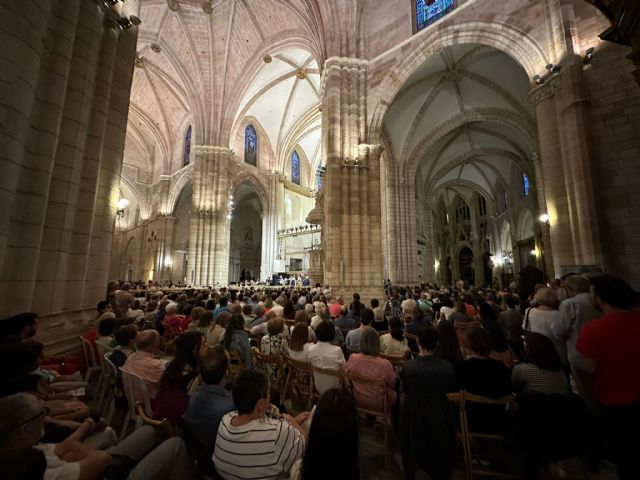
[
  {"left": 533, "top": 75, "right": 543, "bottom": 85},
  {"left": 584, "top": 47, "right": 595, "bottom": 65},
  {"left": 539, "top": 213, "right": 549, "bottom": 223},
  {"left": 545, "top": 63, "right": 561, "bottom": 73}
]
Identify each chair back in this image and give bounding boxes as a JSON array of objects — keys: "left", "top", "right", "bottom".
[
  {"left": 80, "top": 336, "right": 99, "bottom": 367},
  {"left": 120, "top": 367, "right": 153, "bottom": 419},
  {"left": 309, "top": 363, "right": 347, "bottom": 400},
  {"left": 95, "top": 342, "right": 114, "bottom": 369},
  {"left": 103, "top": 353, "right": 118, "bottom": 385},
  {"left": 379, "top": 353, "right": 406, "bottom": 367},
  {"left": 227, "top": 350, "right": 246, "bottom": 377}
]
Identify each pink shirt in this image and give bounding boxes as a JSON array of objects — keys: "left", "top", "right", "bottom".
[
  {"left": 347, "top": 354, "right": 397, "bottom": 412},
  {"left": 329, "top": 303, "right": 343, "bottom": 318},
  {"left": 122, "top": 351, "right": 167, "bottom": 399}
]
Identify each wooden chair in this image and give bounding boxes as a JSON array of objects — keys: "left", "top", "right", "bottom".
[
  {"left": 462, "top": 392, "right": 518, "bottom": 479},
  {"left": 134, "top": 401, "right": 177, "bottom": 438},
  {"left": 79, "top": 336, "right": 100, "bottom": 383},
  {"left": 227, "top": 350, "right": 246, "bottom": 378},
  {"left": 309, "top": 364, "right": 348, "bottom": 405},
  {"left": 379, "top": 352, "right": 406, "bottom": 367},
  {"left": 251, "top": 347, "right": 284, "bottom": 390},
  {"left": 281, "top": 356, "right": 313, "bottom": 410},
  {"left": 447, "top": 391, "right": 472, "bottom": 480},
  {"left": 347, "top": 370, "right": 393, "bottom": 469}
]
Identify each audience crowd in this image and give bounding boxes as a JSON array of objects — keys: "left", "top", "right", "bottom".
[{"left": 1, "top": 272, "right": 639, "bottom": 480}]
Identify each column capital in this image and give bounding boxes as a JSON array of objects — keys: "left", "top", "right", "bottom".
[{"left": 528, "top": 74, "right": 561, "bottom": 105}]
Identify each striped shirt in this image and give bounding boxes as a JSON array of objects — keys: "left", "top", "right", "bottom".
[
  {"left": 214, "top": 412, "right": 305, "bottom": 480},
  {"left": 511, "top": 363, "right": 569, "bottom": 395}
]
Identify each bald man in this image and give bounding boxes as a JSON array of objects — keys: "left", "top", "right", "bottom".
[{"left": 122, "top": 330, "right": 167, "bottom": 398}]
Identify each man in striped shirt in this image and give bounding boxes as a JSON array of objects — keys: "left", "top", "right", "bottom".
[{"left": 214, "top": 369, "right": 310, "bottom": 480}]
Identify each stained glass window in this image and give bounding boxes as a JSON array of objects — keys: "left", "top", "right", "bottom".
[
  {"left": 291, "top": 150, "right": 301, "bottom": 185},
  {"left": 523, "top": 172, "right": 531, "bottom": 197},
  {"left": 317, "top": 175, "right": 323, "bottom": 192},
  {"left": 183, "top": 125, "right": 192, "bottom": 166},
  {"left": 416, "top": 0, "right": 456, "bottom": 32},
  {"left": 244, "top": 124, "right": 257, "bottom": 166}
]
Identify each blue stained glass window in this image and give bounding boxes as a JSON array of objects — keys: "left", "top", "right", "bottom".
[
  {"left": 291, "top": 150, "right": 301, "bottom": 185},
  {"left": 416, "top": 0, "right": 456, "bottom": 32},
  {"left": 317, "top": 175, "right": 323, "bottom": 192},
  {"left": 523, "top": 172, "right": 531, "bottom": 197},
  {"left": 183, "top": 125, "right": 192, "bottom": 166},
  {"left": 244, "top": 124, "right": 258, "bottom": 166}
]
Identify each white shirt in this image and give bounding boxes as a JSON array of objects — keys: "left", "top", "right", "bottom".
[
  {"left": 214, "top": 413, "right": 304, "bottom": 480},
  {"left": 288, "top": 343, "right": 312, "bottom": 362},
  {"left": 401, "top": 299, "right": 417, "bottom": 313},
  {"left": 310, "top": 315, "right": 322, "bottom": 329},
  {"left": 35, "top": 444, "right": 80, "bottom": 480},
  {"left": 307, "top": 341, "right": 346, "bottom": 394}
]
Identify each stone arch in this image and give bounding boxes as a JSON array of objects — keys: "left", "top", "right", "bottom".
[
  {"left": 369, "top": 20, "right": 549, "bottom": 141},
  {"left": 517, "top": 208, "right": 535, "bottom": 241},
  {"left": 231, "top": 116, "right": 276, "bottom": 172},
  {"left": 228, "top": 170, "right": 270, "bottom": 214},
  {"left": 167, "top": 167, "right": 193, "bottom": 215}
]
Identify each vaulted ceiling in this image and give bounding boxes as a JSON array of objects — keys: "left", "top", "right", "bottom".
[
  {"left": 123, "top": 0, "right": 325, "bottom": 185},
  {"left": 382, "top": 44, "right": 536, "bottom": 210}
]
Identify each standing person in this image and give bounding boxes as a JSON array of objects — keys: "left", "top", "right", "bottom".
[
  {"left": 498, "top": 295, "right": 524, "bottom": 360},
  {"left": 522, "top": 287, "right": 566, "bottom": 365},
  {"left": 214, "top": 369, "right": 309, "bottom": 480},
  {"left": 575, "top": 275, "right": 640, "bottom": 480},
  {"left": 551, "top": 275, "right": 600, "bottom": 372}
]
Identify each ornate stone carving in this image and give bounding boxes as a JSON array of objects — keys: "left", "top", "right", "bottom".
[
  {"left": 150, "top": 43, "right": 161, "bottom": 53},
  {"left": 263, "top": 54, "right": 272, "bottom": 63},
  {"left": 296, "top": 68, "right": 307, "bottom": 79},
  {"left": 134, "top": 55, "right": 145, "bottom": 68},
  {"left": 528, "top": 74, "right": 561, "bottom": 105},
  {"left": 167, "top": 0, "right": 180, "bottom": 12}
]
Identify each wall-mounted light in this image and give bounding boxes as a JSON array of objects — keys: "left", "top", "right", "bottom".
[
  {"left": 545, "top": 63, "right": 561, "bottom": 73},
  {"left": 434, "top": 259, "right": 440, "bottom": 271},
  {"left": 539, "top": 213, "right": 549, "bottom": 223},
  {"left": 116, "top": 198, "right": 129, "bottom": 218},
  {"left": 164, "top": 255, "right": 172, "bottom": 268},
  {"left": 584, "top": 47, "right": 595, "bottom": 65}
]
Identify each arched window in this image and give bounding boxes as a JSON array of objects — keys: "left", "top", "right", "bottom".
[
  {"left": 316, "top": 175, "right": 323, "bottom": 192},
  {"left": 522, "top": 172, "right": 531, "bottom": 197},
  {"left": 414, "top": 0, "right": 456, "bottom": 32},
  {"left": 291, "top": 150, "right": 301, "bottom": 185},
  {"left": 244, "top": 124, "right": 258, "bottom": 166},
  {"left": 183, "top": 125, "right": 192, "bottom": 166}
]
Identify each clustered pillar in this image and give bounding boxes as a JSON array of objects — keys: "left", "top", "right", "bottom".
[{"left": 0, "top": 0, "right": 138, "bottom": 319}]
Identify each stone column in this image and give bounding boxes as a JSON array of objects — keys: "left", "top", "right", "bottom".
[
  {"left": 383, "top": 161, "right": 418, "bottom": 285},
  {"left": 529, "top": 76, "right": 575, "bottom": 276},
  {"left": 188, "top": 146, "right": 231, "bottom": 286},
  {"left": 555, "top": 59, "right": 603, "bottom": 267},
  {"left": 423, "top": 200, "right": 436, "bottom": 283},
  {"left": 531, "top": 152, "right": 555, "bottom": 278}
]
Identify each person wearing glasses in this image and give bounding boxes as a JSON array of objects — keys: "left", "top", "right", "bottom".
[{"left": 0, "top": 392, "right": 195, "bottom": 479}]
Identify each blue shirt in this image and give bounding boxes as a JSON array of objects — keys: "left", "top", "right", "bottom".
[
  {"left": 184, "top": 384, "right": 235, "bottom": 448},
  {"left": 213, "top": 306, "right": 230, "bottom": 320}
]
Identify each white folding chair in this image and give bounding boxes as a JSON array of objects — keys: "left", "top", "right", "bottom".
[
  {"left": 79, "top": 336, "right": 101, "bottom": 383},
  {"left": 119, "top": 367, "right": 153, "bottom": 439},
  {"left": 102, "top": 353, "right": 118, "bottom": 426},
  {"left": 95, "top": 343, "right": 113, "bottom": 412}
]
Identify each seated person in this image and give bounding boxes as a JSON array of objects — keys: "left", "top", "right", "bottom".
[
  {"left": 345, "top": 308, "right": 374, "bottom": 351},
  {"left": 379, "top": 317, "right": 410, "bottom": 357},
  {"left": 347, "top": 327, "right": 397, "bottom": 412},
  {"left": 334, "top": 306, "right": 357, "bottom": 332},
  {"left": 221, "top": 314, "right": 252, "bottom": 367},
  {"left": 308, "top": 322, "right": 347, "bottom": 395},
  {"left": 122, "top": 330, "right": 167, "bottom": 399},
  {"left": 153, "top": 331, "right": 207, "bottom": 427},
  {"left": 96, "top": 317, "right": 116, "bottom": 348},
  {"left": 214, "top": 369, "right": 309, "bottom": 480},
  {"left": 108, "top": 324, "right": 137, "bottom": 369},
  {"left": 0, "top": 392, "right": 194, "bottom": 480},
  {"left": 456, "top": 327, "right": 512, "bottom": 433},
  {"left": 0, "top": 312, "right": 38, "bottom": 341},
  {"left": 512, "top": 332, "right": 569, "bottom": 396},
  {"left": 184, "top": 346, "right": 235, "bottom": 450}
]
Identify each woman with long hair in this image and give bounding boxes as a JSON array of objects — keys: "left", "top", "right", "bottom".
[
  {"left": 288, "top": 322, "right": 313, "bottom": 362},
  {"left": 221, "top": 313, "right": 252, "bottom": 366},
  {"left": 379, "top": 317, "right": 410, "bottom": 357},
  {"left": 434, "top": 320, "right": 463, "bottom": 364},
  {"left": 153, "top": 330, "right": 207, "bottom": 426},
  {"left": 283, "top": 300, "right": 296, "bottom": 320},
  {"left": 512, "top": 332, "right": 569, "bottom": 395},
  {"left": 290, "top": 389, "right": 360, "bottom": 480}
]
